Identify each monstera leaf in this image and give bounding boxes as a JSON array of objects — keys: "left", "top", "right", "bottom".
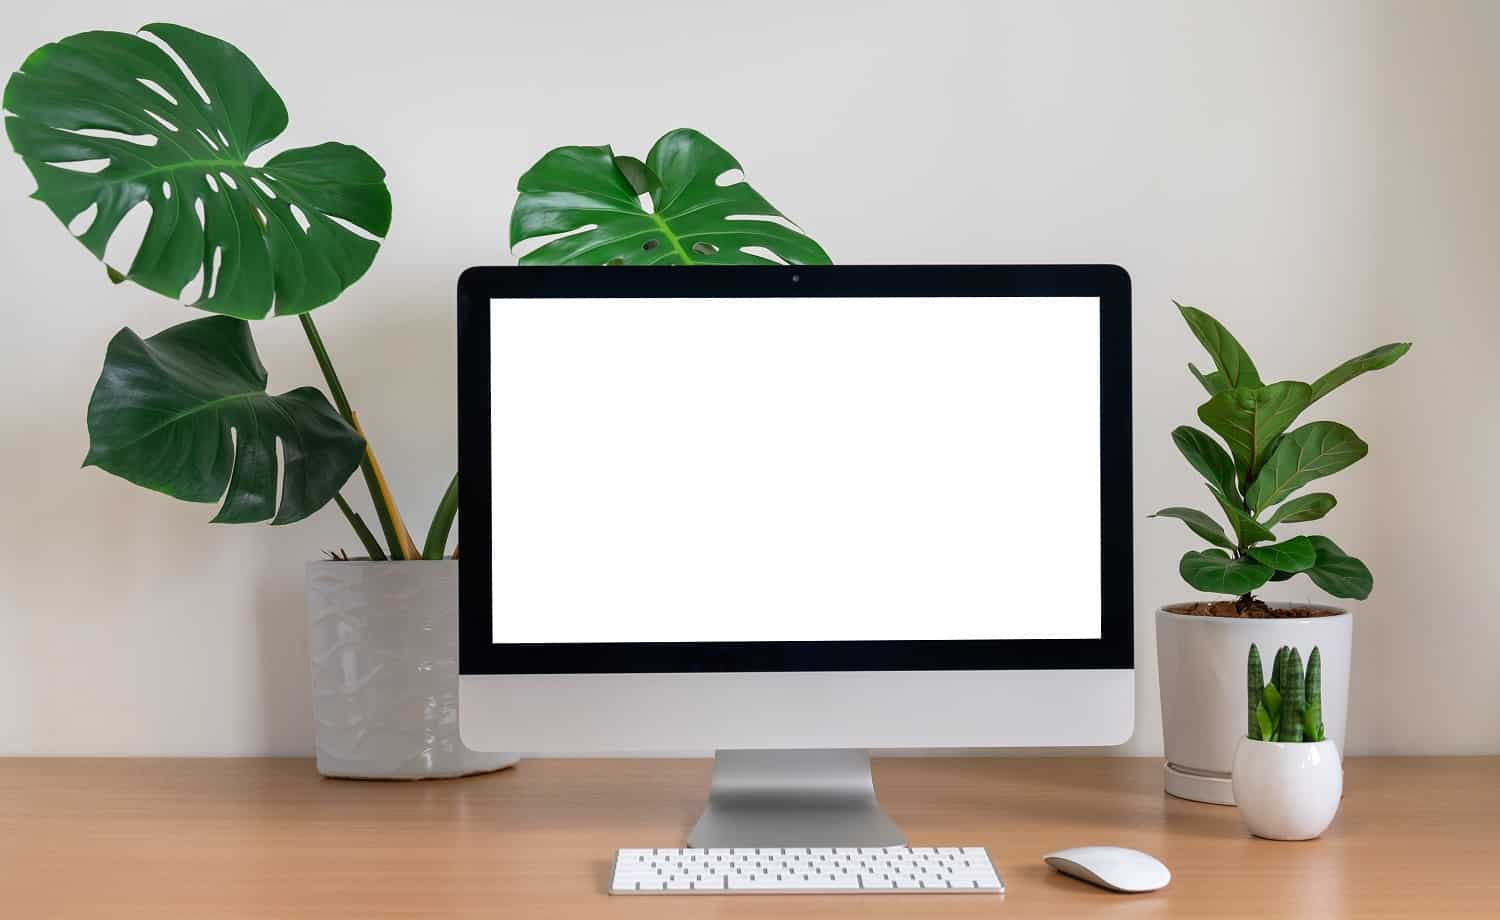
[
  {"left": 510, "top": 128, "right": 830, "bottom": 266},
  {"left": 85, "top": 315, "right": 365, "bottom": 524},
  {"left": 4, "top": 23, "right": 391, "bottom": 318}
]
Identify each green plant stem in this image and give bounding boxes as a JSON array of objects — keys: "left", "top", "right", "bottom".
[
  {"left": 333, "top": 493, "right": 386, "bottom": 561},
  {"left": 298, "top": 314, "right": 354, "bottom": 418},
  {"left": 423, "top": 473, "right": 459, "bottom": 560},
  {"left": 298, "top": 313, "right": 408, "bottom": 559}
]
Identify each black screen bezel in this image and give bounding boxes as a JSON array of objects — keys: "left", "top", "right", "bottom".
[{"left": 458, "top": 265, "right": 1132, "bottom": 675}]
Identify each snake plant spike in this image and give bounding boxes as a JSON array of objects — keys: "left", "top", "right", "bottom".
[
  {"left": 1278, "top": 647, "right": 1305, "bottom": 743},
  {"left": 1247, "top": 644, "right": 1265, "bottom": 740},
  {"left": 1304, "top": 646, "right": 1325, "bottom": 742}
]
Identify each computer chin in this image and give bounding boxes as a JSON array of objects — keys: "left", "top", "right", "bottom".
[{"left": 459, "top": 670, "right": 1135, "bottom": 754}]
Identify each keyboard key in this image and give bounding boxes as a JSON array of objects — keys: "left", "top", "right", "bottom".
[{"left": 727, "top": 876, "right": 780, "bottom": 890}]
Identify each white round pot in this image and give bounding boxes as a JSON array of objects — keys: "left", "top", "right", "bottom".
[
  {"left": 306, "top": 560, "right": 518, "bottom": 779},
  {"left": 1232, "top": 738, "right": 1342, "bottom": 839},
  {"left": 1155, "top": 604, "right": 1350, "bottom": 804}
]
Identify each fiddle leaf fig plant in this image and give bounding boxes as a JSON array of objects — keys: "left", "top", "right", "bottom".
[
  {"left": 510, "top": 128, "right": 831, "bottom": 266},
  {"left": 4, "top": 23, "right": 432, "bottom": 558},
  {"left": 1152, "top": 303, "right": 1409, "bottom": 610}
]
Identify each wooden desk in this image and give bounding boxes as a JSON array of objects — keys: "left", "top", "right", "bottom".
[{"left": 0, "top": 757, "right": 1495, "bottom": 918}]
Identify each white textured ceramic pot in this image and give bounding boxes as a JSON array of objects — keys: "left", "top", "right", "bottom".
[
  {"left": 1156, "top": 604, "right": 1350, "bottom": 805},
  {"left": 306, "top": 560, "right": 518, "bottom": 779},
  {"left": 1232, "top": 738, "right": 1342, "bottom": 839}
]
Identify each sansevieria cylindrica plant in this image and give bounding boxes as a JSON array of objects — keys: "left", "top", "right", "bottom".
[
  {"left": 1234, "top": 641, "right": 1343, "bottom": 840},
  {"left": 1246, "top": 643, "right": 1325, "bottom": 743}
]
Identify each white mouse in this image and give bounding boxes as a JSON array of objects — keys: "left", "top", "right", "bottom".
[{"left": 1043, "top": 846, "right": 1171, "bottom": 893}]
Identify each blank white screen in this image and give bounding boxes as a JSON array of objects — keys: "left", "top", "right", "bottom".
[{"left": 491, "top": 297, "right": 1101, "bottom": 643}]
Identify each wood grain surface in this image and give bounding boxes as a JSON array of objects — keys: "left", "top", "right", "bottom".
[{"left": 1, "top": 756, "right": 1495, "bottom": 918}]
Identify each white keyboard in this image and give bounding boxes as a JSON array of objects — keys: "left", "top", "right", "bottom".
[{"left": 609, "top": 845, "right": 1003, "bottom": 895}]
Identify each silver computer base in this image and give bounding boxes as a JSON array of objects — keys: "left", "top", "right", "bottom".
[{"left": 686, "top": 749, "right": 907, "bottom": 848}]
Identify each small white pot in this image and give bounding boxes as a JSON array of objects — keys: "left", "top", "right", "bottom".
[
  {"left": 1232, "top": 738, "right": 1342, "bottom": 840},
  {"left": 1156, "top": 604, "right": 1351, "bottom": 804},
  {"left": 306, "top": 560, "right": 518, "bottom": 779}
]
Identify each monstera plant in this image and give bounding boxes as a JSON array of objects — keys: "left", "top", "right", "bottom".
[
  {"left": 5, "top": 22, "right": 430, "bottom": 557},
  {"left": 7, "top": 24, "right": 832, "bottom": 559},
  {"left": 511, "top": 128, "right": 830, "bottom": 266}
]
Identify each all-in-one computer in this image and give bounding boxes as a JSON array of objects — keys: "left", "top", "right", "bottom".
[{"left": 457, "top": 264, "right": 1133, "bottom": 891}]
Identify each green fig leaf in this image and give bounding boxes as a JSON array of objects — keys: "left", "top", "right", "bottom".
[
  {"left": 1176, "top": 302, "right": 1262, "bottom": 389},
  {"left": 1302, "top": 535, "right": 1373, "bottom": 600},
  {"left": 1172, "top": 425, "right": 1239, "bottom": 502},
  {"left": 1245, "top": 423, "right": 1368, "bottom": 514},
  {"left": 1179, "top": 549, "right": 1274, "bottom": 596},
  {"left": 1263, "top": 492, "right": 1337, "bottom": 528},
  {"left": 1189, "top": 362, "right": 1229, "bottom": 396},
  {"left": 1211, "top": 487, "right": 1276, "bottom": 546},
  {"left": 1198, "top": 381, "right": 1312, "bottom": 483},
  {"left": 1152, "top": 506, "right": 1236, "bottom": 550},
  {"left": 1247, "top": 535, "right": 1317, "bottom": 574},
  {"left": 1311, "top": 342, "right": 1411, "bottom": 403}
]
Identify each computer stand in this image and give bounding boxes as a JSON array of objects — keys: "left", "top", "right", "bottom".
[{"left": 686, "top": 749, "right": 907, "bottom": 848}]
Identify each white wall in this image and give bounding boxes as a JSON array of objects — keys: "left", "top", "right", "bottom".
[{"left": 1, "top": 0, "right": 1495, "bottom": 756}]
